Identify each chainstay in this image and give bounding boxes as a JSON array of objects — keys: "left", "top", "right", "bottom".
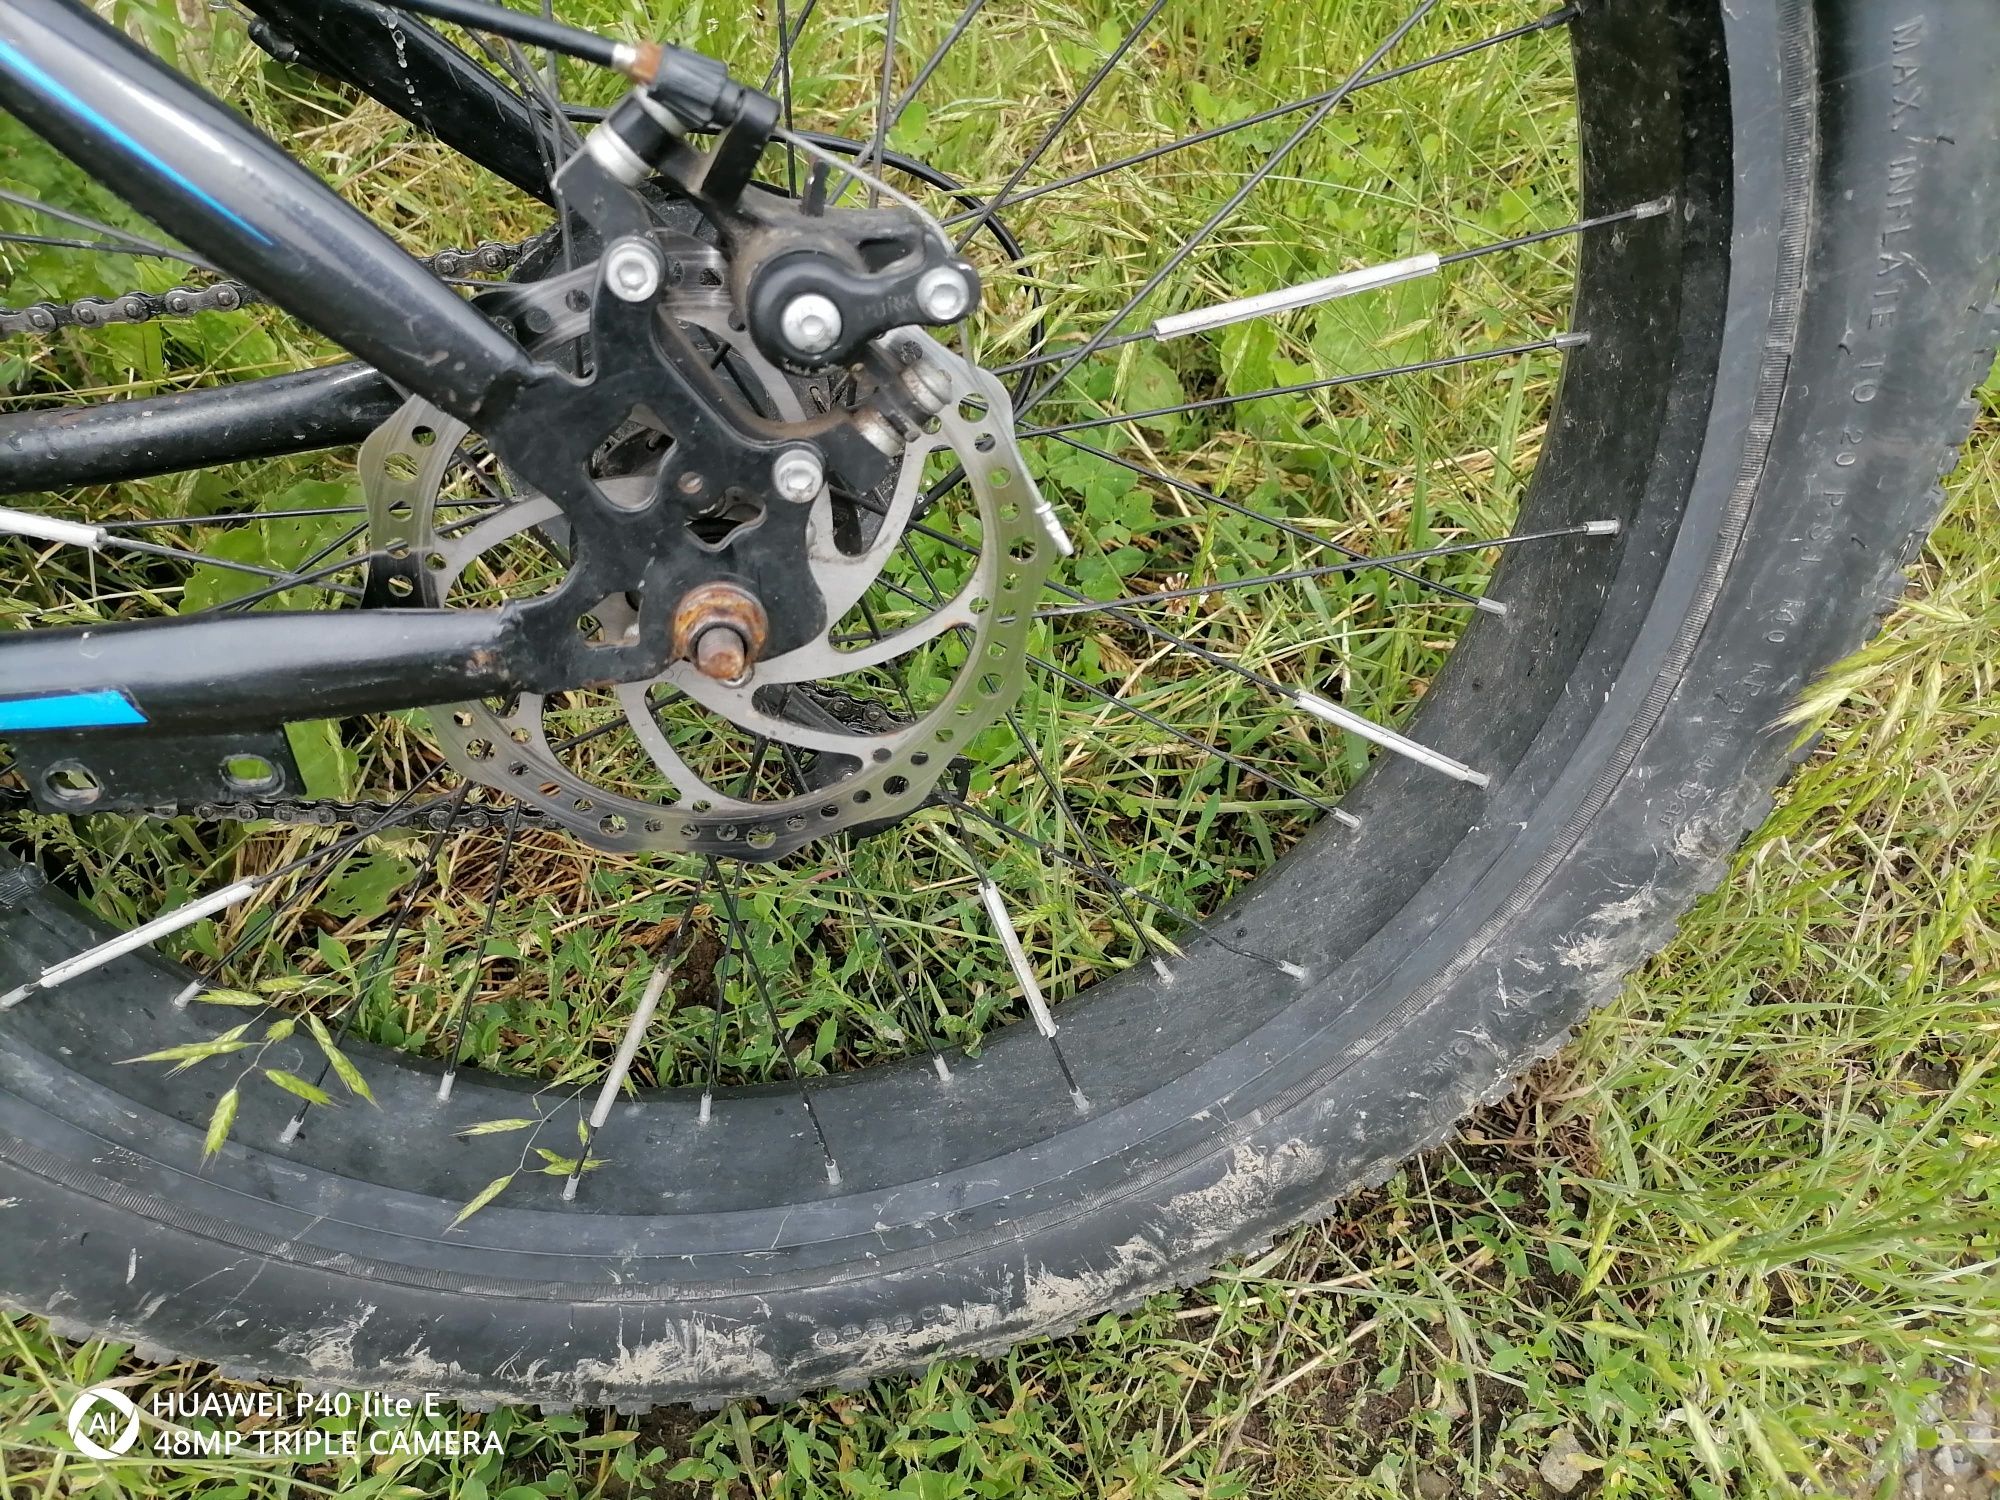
[
  {"left": 0, "top": 686, "right": 936, "bottom": 831},
  {"left": 0, "top": 238, "right": 536, "bottom": 338}
]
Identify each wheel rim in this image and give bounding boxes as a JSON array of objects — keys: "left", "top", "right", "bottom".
[{"left": 0, "top": 0, "right": 1726, "bottom": 1278}]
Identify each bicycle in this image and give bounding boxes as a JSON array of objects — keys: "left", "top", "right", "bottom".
[{"left": 0, "top": 0, "right": 1992, "bottom": 1407}]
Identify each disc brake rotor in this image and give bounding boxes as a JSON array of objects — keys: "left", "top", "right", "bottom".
[{"left": 361, "top": 232, "right": 1062, "bottom": 860}]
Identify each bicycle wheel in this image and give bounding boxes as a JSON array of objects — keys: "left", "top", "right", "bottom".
[{"left": 0, "top": 0, "right": 1993, "bottom": 1409}]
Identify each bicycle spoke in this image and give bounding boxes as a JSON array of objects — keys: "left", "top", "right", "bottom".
[
  {"left": 973, "top": 866, "right": 1089, "bottom": 1112},
  {"left": 436, "top": 800, "right": 524, "bottom": 1102},
  {"left": 951, "top": 0, "right": 1170, "bottom": 254},
  {"left": 563, "top": 879, "right": 706, "bottom": 1199},
  {"left": 1, "top": 506, "right": 366, "bottom": 597},
  {"left": 864, "top": 0, "right": 902, "bottom": 208},
  {"left": 0, "top": 772, "right": 448, "bottom": 1011},
  {"left": 777, "top": 736, "right": 952, "bottom": 1080},
  {"left": 1015, "top": 0, "right": 1442, "bottom": 422},
  {"left": 944, "top": 794, "right": 1309, "bottom": 979},
  {"left": 207, "top": 545, "right": 373, "bottom": 614},
  {"left": 1006, "top": 707, "right": 1174, "bottom": 983},
  {"left": 0, "top": 231, "right": 213, "bottom": 268},
  {"left": 997, "top": 210, "right": 1658, "bottom": 370},
  {"left": 698, "top": 858, "right": 730, "bottom": 1125},
  {"left": 1018, "top": 336, "right": 1581, "bottom": 438},
  {"left": 280, "top": 784, "right": 472, "bottom": 1143},
  {"left": 169, "top": 906, "right": 279, "bottom": 1011},
  {"left": 1038, "top": 563, "right": 1489, "bottom": 784},
  {"left": 1029, "top": 652, "right": 1357, "bottom": 825},
  {"left": 869, "top": 521, "right": 1170, "bottom": 988},
  {"left": 829, "top": 0, "right": 986, "bottom": 206},
  {"left": 939, "top": 9, "right": 1576, "bottom": 226},
  {"left": 863, "top": 483, "right": 1483, "bottom": 786},
  {"left": 761, "top": 0, "right": 818, "bottom": 91},
  {"left": 774, "top": 0, "right": 799, "bottom": 192},
  {"left": 676, "top": 746, "right": 775, "bottom": 1126},
  {"left": 1029, "top": 520, "right": 1620, "bottom": 620},
  {"left": 716, "top": 867, "right": 842, "bottom": 1185},
  {"left": 1039, "top": 437, "right": 1505, "bottom": 613},
  {"left": 96, "top": 505, "right": 370, "bottom": 530},
  {"left": 0, "top": 185, "right": 211, "bottom": 268},
  {"left": 846, "top": 493, "right": 1357, "bottom": 821}
]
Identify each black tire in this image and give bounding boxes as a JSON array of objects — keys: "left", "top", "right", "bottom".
[{"left": 1, "top": 0, "right": 1995, "bottom": 1407}]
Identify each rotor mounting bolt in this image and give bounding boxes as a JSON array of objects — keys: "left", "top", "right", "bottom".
[
  {"left": 779, "top": 292, "right": 842, "bottom": 355},
  {"left": 771, "top": 448, "right": 824, "bottom": 503},
  {"left": 603, "top": 238, "right": 663, "bottom": 304},
  {"left": 914, "top": 265, "right": 972, "bottom": 323}
]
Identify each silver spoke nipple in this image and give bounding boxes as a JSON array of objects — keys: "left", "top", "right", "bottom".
[
  {"left": 825, "top": 1158, "right": 842, "bottom": 1188},
  {"left": 978, "top": 878, "right": 1058, "bottom": 1038},
  {"left": 698, "top": 1089, "right": 713, "bottom": 1124},
  {"left": 1294, "top": 691, "right": 1490, "bottom": 787},
  {"left": 933, "top": 1055, "right": 953, "bottom": 1083},
  {"left": 436, "top": 1072, "right": 455, "bottom": 1103},
  {"left": 561, "top": 1175, "right": 580, "bottom": 1202},
  {"left": 0, "top": 878, "right": 256, "bottom": 1009},
  {"left": 1150, "top": 954, "right": 1176, "bottom": 985},
  {"left": 1635, "top": 196, "right": 1674, "bottom": 219},
  {"left": 1031, "top": 493, "right": 1076, "bottom": 557},
  {"left": 170, "top": 978, "right": 204, "bottom": 1010},
  {"left": 1280, "top": 961, "right": 1309, "bottom": 982},
  {"left": 1150, "top": 252, "right": 1440, "bottom": 342},
  {"left": 1069, "top": 1087, "right": 1091, "bottom": 1113},
  {"left": 1583, "top": 518, "right": 1622, "bottom": 537},
  {"left": 0, "top": 505, "right": 105, "bottom": 551},
  {"left": 1475, "top": 596, "right": 1509, "bottom": 617},
  {"left": 279, "top": 1113, "right": 304, "bottom": 1146},
  {"left": 1555, "top": 331, "right": 1592, "bottom": 349}
]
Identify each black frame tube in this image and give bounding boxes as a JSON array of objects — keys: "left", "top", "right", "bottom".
[
  {"left": 0, "top": 364, "right": 400, "bottom": 495},
  {"left": 2, "top": 610, "right": 526, "bottom": 730},
  {"left": 0, "top": 0, "right": 1041, "bottom": 496},
  {"left": 236, "top": 0, "right": 557, "bottom": 202},
  {"left": 0, "top": 0, "right": 564, "bottom": 727},
  {"left": 0, "top": 0, "right": 540, "bottom": 428}
]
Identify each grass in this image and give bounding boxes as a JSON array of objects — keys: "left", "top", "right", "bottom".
[{"left": 2, "top": 0, "right": 1998, "bottom": 1495}]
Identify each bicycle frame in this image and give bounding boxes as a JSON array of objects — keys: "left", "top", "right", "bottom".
[
  {"left": 0, "top": 0, "right": 1023, "bottom": 497},
  {"left": 0, "top": 0, "right": 576, "bottom": 735}
]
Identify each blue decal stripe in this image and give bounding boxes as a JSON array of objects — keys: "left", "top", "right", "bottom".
[
  {"left": 0, "top": 37, "right": 273, "bottom": 248},
  {"left": 0, "top": 690, "right": 149, "bottom": 732}
]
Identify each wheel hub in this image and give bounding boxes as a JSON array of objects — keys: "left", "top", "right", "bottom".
[{"left": 361, "top": 229, "right": 1063, "bottom": 860}]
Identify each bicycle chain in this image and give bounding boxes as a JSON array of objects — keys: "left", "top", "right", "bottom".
[
  {"left": 0, "top": 778, "right": 552, "bottom": 831},
  {"left": 0, "top": 238, "right": 534, "bottom": 338}
]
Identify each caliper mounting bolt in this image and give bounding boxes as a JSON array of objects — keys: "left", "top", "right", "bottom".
[
  {"left": 771, "top": 448, "right": 824, "bottom": 503},
  {"left": 603, "top": 238, "right": 663, "bottom": 303},
  {"left": 914, "top": 265, "right": 972, "bottom": 322},
  {"left": 778, "top": 293, "right": 842, "bottom": 356}
]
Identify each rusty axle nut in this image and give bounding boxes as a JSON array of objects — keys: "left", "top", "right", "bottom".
[{"left": 672, "top": 582, "right": 768, "bottom": 684}]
